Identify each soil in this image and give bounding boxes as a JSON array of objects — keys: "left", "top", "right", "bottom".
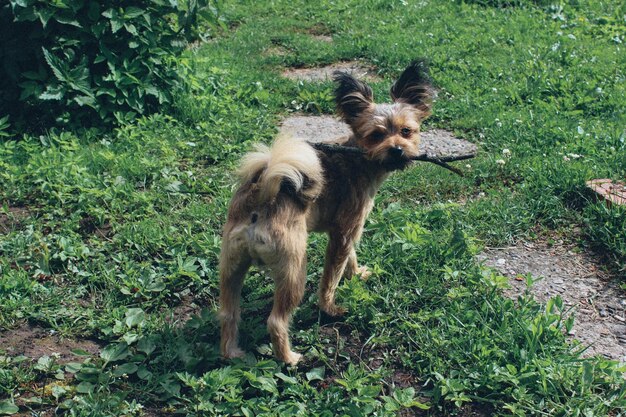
[
  {"left": 0, "top": 324, "right": 101, "bottom": 363},
  {"left": 281, "top": 61, "right": 381, "bottom": 82},
  {"left": 478, "top": 242, "right": 626, "bottom": 362},
  {"left": 0, "top": 206, "right": 31, "bottom": 234},
  {"left": 310, "top": 34, "right": 333, "bottom": 43}
]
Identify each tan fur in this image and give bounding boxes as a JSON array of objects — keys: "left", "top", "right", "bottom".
[
  {"left": 238, "top": 134, "right": 324, "bottom": 203},
  {"left": 219, "top": 62, "right": 434, "bottom": 365}
]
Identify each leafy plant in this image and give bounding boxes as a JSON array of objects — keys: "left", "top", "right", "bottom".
[{"left": 0, "top": 0, "right": 222, "bottom": 128}]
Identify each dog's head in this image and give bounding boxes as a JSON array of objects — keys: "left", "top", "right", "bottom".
[{"left": 333, "top": 61, "right": 435, "bottom": 170}]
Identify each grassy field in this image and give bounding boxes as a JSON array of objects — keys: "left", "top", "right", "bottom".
[{"left": 1, "top": 0, "right": 626, "bottom": 415}]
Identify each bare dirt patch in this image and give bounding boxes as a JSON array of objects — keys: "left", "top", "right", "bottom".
[
  {"left": 478, "top": 243, "right": 626, "bottom": 362},
  {"left": 279, "top": 115, "right": 477, "bottom": 160},
  {"left": 0, "top": 206, "right": 31, "bottom": 234},
  {"left": 263, "top": 45, "right": 290, "bottom": 57},
  {"left": 311, "top": 34, "right": 333, "bottom": 43},
  {"left": 166, "top": 295, "right": 203, "bottom": 328},
  {"left": 0, "top": 324, "right": 100, "bottom": 363},
  {"left": 281, "top": 61, "right": 380, "bottom": 82}
]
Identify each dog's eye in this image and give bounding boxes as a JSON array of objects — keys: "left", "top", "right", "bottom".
[
  {"left": 370, "top": 131, "right": 385, "bottom": 142},
  {"left": 400, "top": 127, "right": 412, "bottom": 138}
]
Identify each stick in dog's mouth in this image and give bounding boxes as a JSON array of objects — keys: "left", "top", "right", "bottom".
[{"left": 308, "top": 141, "right": 475, "bottom": 177}]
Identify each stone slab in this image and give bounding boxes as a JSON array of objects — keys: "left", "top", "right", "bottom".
[
  {"left": 279, "top": 115, "right": 477, "bottom": 160},
  {"left": 587, "top": 179, "right": 626, "bottom": 206}
]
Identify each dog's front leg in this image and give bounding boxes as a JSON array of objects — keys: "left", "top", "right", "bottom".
[{"left": 318, "top": 231, "right": 353, "bottom": 316}]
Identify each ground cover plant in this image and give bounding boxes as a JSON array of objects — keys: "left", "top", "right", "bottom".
[{"left": 0, "top": 0, "right": 625, "bottom": 415}]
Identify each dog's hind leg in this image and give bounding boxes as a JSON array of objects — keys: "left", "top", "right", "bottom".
[
  {"left": 265, "top": 223, "right": 307, "bottom": 365},
  {"left": 219, "top": 234, "right": 251, "bottom": 360}
]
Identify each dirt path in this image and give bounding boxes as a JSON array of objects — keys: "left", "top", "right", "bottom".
[
  {"left": 281, "top": 61, "right": 380, "bottom": 82},
  {"left": 0, "top": 325, "right": 100, "bottom": 363},
  {"left": 479, "top": 243, "right": 626, "bottom": 362}
]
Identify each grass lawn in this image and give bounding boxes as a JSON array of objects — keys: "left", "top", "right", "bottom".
[{"left": 1, "top": 0, "right": 625, "bottom": 415}]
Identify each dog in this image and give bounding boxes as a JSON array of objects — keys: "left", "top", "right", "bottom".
[{"left": 218, "top": 61, "right": 435, "bottom": 365}]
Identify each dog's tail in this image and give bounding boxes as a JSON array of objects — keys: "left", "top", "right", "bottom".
[{"left": 238, "top": 135, "right": 324, "bottom": 204}]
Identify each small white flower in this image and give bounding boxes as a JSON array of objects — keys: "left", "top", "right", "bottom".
[
  {"left": 492, "top": 88, "right": 498, "bottom": 92},
  {"left": 567, "top": 34, "right": 576, "bottom": 40},
  {"left": 577, "top": 126, "right": 584, "bottom": 135},
  {"left": 465, "top": 164, "right": 472, "bottom": 169},
  {"left": 567, "top": 153, "right": 581, "bottom": 159},
  {"left": 496, "top": 159, "right": 506, "bottom": 165},
  {"left": 502, "top": 149, "right": 511, "bottom": 157},
  {"left": 563, "top": 155, "right": 570, "bottom": 162}
]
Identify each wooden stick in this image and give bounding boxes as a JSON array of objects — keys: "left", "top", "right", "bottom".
[{"left": 309, "top": 142, "right": 475, "bottom": 176}]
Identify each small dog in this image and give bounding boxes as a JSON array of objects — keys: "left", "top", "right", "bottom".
[{"left": 219, "top": 61, "right": 434, "bottom": 365}]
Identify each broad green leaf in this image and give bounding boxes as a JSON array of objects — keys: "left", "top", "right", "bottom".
[
  {"left": 35, "top": 8, "right": 55, "bottom": 27},
  {"left": 74, "top": 95, "right": 96, "bottom": 107},
  {"left": 125, "top": 308, "right": 145, "bottom": 328},
  {"left": 137, "top": 365, "right": 153, "bottom": 380},
  {"left": 76, "top": 382, "right": 94, "bottom": 394},
  {"left": 65, "top": 362, "right": 83, "bottom": 373},
  {"left": 275, "top": 372, "right": 297, "bottom": 384},
  {"left": 112, "top": 362, "right": 138, "bottom": 377},
  {"left": 0, "top": 401, "right": 18, "bottom": 415},
  {"left": 41, "top": 48, "right": 67, "bottom": 82},
  {"left": 306, "top": 366, "right": 325, "bottom": 381},
  {"left": 100, "top": 343, "right": 130, "bottom": 363},
  {"left": 124, "top": 7, "right": 144, "bottom": 18},
  {"left": 137, "top": 336, "right": 157, "bottom": 356}
]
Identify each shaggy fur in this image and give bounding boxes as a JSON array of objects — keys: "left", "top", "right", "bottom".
[{"left": 219, "top": 61, "right": 435, "bottom": 365}]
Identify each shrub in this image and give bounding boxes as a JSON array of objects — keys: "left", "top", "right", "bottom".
[{"left": 0, "top": 0, "right": 221, "bottom": 129}]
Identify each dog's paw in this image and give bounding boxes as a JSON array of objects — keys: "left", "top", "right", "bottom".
[
  {"left": 282, "top": 350, "right": 302, "bottom": 366},
  {"left": 355, "top": 265, "right": 372, "bottom": 280},
  {"left": 223, "top": 347, "right": 246, "bottom": 360},
  {"left": 320, "top": 303, "right": 348, "bottom": 317}
]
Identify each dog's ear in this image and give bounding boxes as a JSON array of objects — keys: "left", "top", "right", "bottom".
[
  {"left": 390, "top": 60, "right": 435, "bottom": 117},
  {"left": 333, "top": 71, "right": 373, "bottom": 126}
]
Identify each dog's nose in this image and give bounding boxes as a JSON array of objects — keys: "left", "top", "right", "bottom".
[{"left": 389, "top": 146, "right": 404, "bottom": 158}]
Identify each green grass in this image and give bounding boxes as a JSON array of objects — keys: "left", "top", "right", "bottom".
[{"left": 1, "top": 0, "right": 626, "bottom": 415}]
